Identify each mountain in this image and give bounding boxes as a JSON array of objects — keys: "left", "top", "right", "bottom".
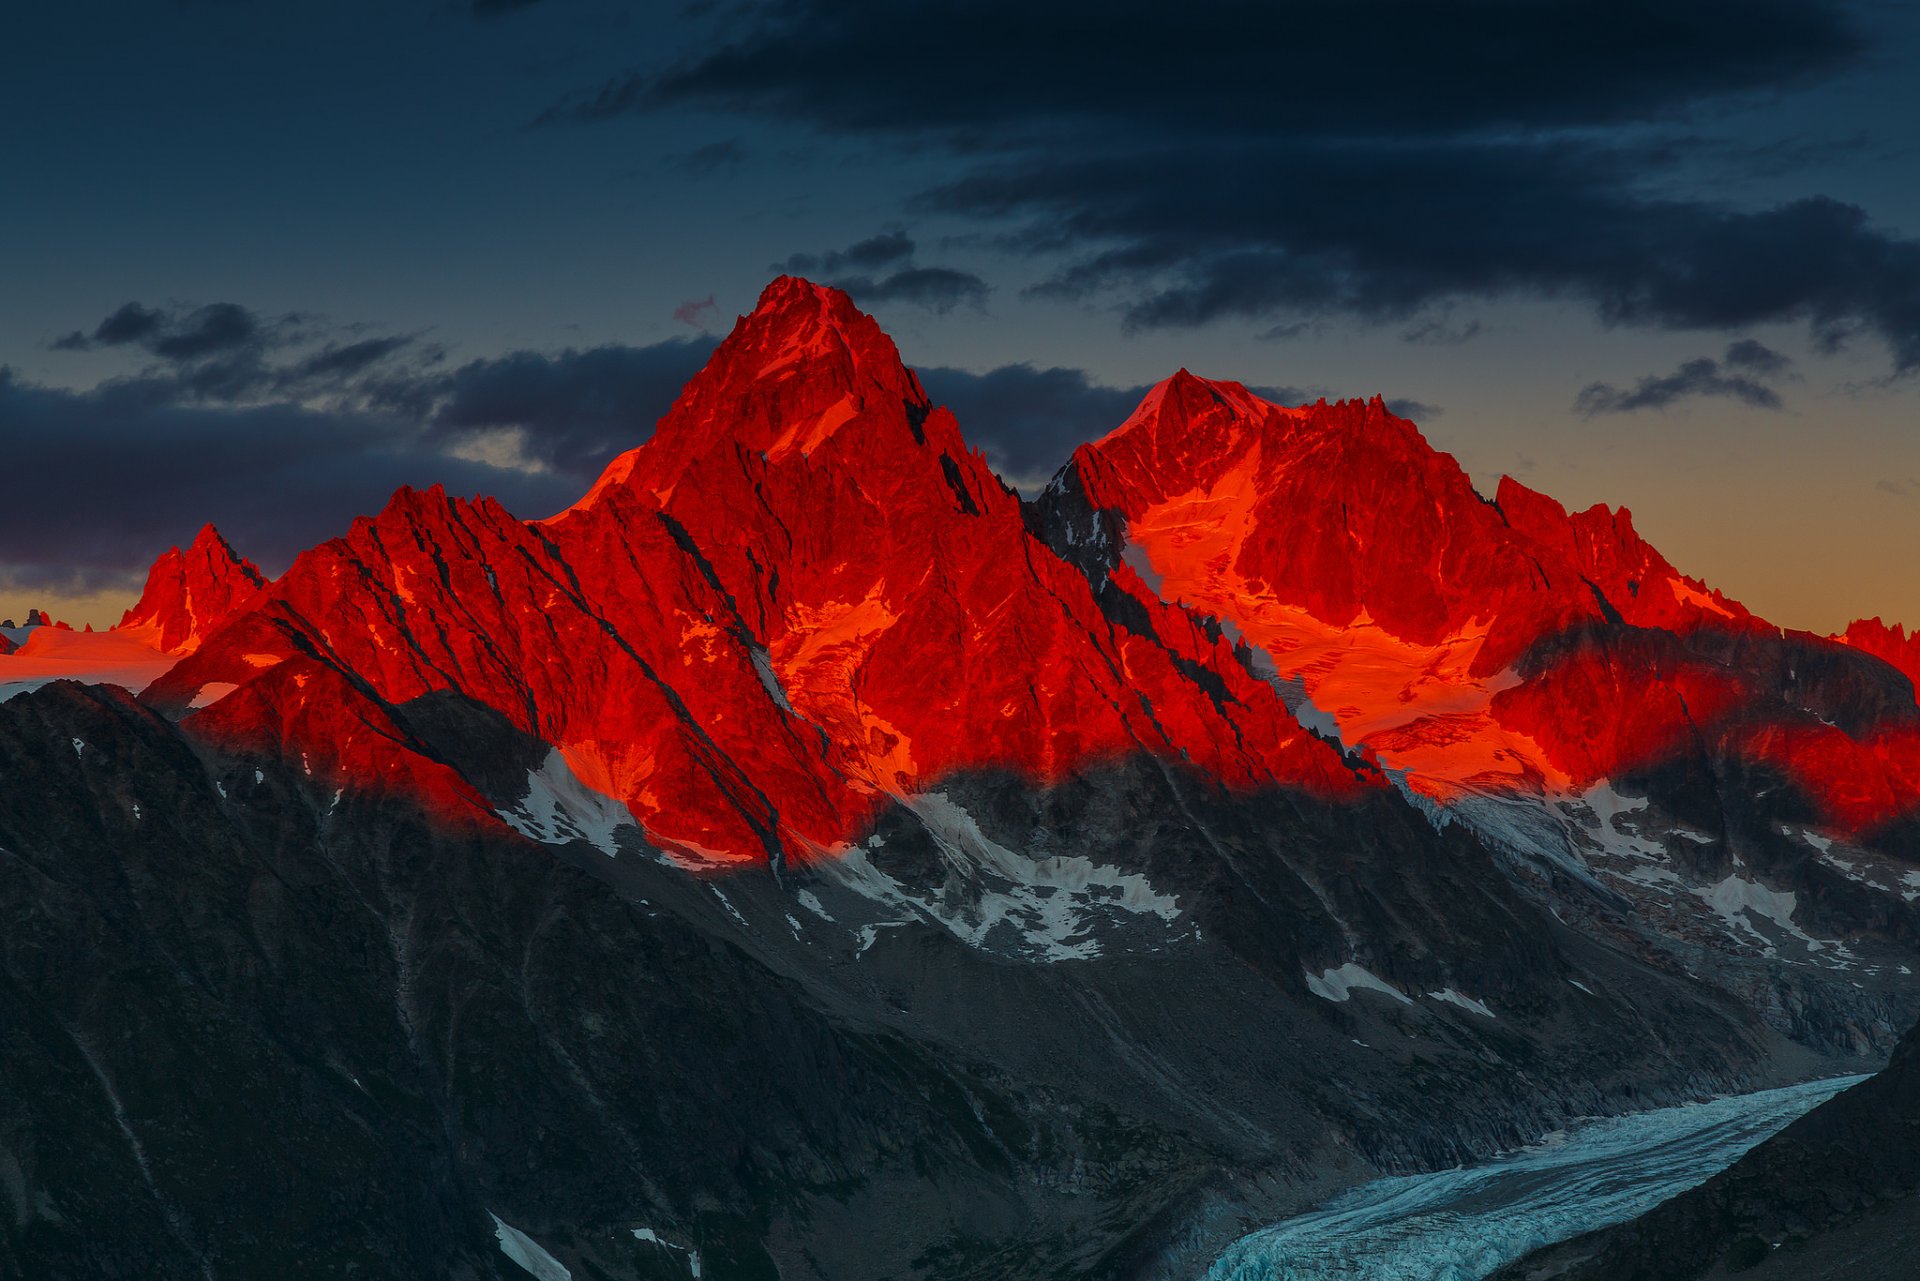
[
  {"left": 1497, "top": 1013, "right": 1920, "bottom": 1281},
  {"left": 1839, "top": 617, "right": 1920, "bottom": 699},
  {"left": 116, "top": 522, "right": 267, "bottom": 655},
  {"left": 2, "top": 278, "right": 1918, "bottom": 1279}
]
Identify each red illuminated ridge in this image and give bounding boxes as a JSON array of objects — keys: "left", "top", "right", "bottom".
[
  {"left": 83, "top": 280, "right": 1920, "bottom": 853},
  {"left": 118, "top": 522, "right": 267, "bottom": 655}
]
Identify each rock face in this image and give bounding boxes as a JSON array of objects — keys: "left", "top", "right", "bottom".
[
  {"left": 117, "top": 523, "right": 266, "bottom": 655},
  {"left": 1839, "top": 617, "right": 1920, "bottom": 700},
  {"left": 1497, "top": 1014, "right": 1920, "bottom": 1281},
  {"left": 150, "top": 279, "right": 1364, "bottom": 861},
  {"left": 3, "top": 278, "right": 1920, "bottom": 1279}
]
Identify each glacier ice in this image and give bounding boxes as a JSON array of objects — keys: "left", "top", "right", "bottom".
[{"left": 1208, "top": 1074, "right": 1863, "bottom": 1281}]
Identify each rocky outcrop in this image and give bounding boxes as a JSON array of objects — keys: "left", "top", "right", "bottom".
[{"left": 116, "top": 523, "right": 266, "bottom": 655}]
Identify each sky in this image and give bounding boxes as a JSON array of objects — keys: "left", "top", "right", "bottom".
[{"left": 3, "top": 0, "right": 1919, "bottom": 634}]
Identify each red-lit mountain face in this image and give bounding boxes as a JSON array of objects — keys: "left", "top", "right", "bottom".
[
  {"left": 147, "top": 279, "right": 1365, "bottom": 864},
  {"left": 50, "top": 277, "right": 1920, "bottom": 867},
  {"left": 1060, "top": 372, "right": 1920, "bottom": 843},
  {"left": 1839, "top": 617, "right": 1920, "bottom": 700},
  {"left": 117, "top": 522, "right": 266, "bottom": 654}
]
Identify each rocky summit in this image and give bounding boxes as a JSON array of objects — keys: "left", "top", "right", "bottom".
[{"left": 3, "top": 279, "right": 1918, "bottom": 1280}]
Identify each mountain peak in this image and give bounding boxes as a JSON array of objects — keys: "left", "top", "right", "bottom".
[
  {"left": 560, "top": 278, "right": 932, "bottom": 515},
  {"left": 118, "top": 522, "right": 266, "bottom": 654}
]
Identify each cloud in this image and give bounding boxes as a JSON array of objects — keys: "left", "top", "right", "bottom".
[
  {"left": 1877, "top": 477, "right": 1920, "bottom": 498},
  {"left": 44, "top": 299, "right": 442, "bottom": 411},
  {"left": 1575, "top": 341, "right": 1793, "bottom": 415},
  {"left": 4, "top": 310, "right": 719, "bottom": 599},
  {"left": 470, "top": 0, "right": 546, "bottom": 15},
  {"left": 0, "top": 367, "right": 579, "bottom": 600},
  {"left": 422, "top": 339, "right": 719, "bottom": 480},
  {"left": 834, "top": 266, "right": 988, "bottom": 313},
  {"left": 1723, "top": 337, "right": 1793, "bottom": 375},
  {"left": 57, "top": 300, "right": 277, "bottom": 362},
  {"left": 779, "top": 233, "right": 989, "bottom": 312},
  {"left": 926, "top": 143, "right": 1920, "bottom": 364},
  {"left": 1385, "top": 398, "right": 1443, "bottom": 421},
  {"left": 673, "top": 295, "right": 718, "bottom": 327},
  {"left": 545, "top": 0, "right": 1920, "bottom": 370},
  {"left": 561, "top": 0, "right": 1858, "bottom": 137},
  {"left": 781, "top": 231, "right": 916, "bottom": 276},
  {"left": 915, "top": 363, "right": 1151, "bottom": 486}
]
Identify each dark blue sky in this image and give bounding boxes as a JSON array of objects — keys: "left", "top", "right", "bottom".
[{"left": 5, "top": 0, "right": 1919, "bottom": 631}]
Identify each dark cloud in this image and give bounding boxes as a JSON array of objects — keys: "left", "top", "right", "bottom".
[
  {"left": 1723, "top": 337, "right": 1793, "bottom": 375},
  {"left": 780, "top": 233, "right": 988, "bottom": 313},
  {"left": 1402, "top": 317, "right": 1483, "bottom": 346},
  {"left": 52, "top": 300, "right": 287, "bottom": 367},
  {"left": 149, "top": 302, "right": 261, "bottom": 361},
  {"left": 564, "top": 0, "right": 1858, "bottom": 138},
  {"left": 0, "top": 367, "right": 578, "bottom": 599},
  {"left": 46, "top": 300, "right": 432, "bottom": 407},
  {"left": 835, "top": 266, "right": 987, "bottom": 314},
  {"left": 1575, "top": 341, "right": 1793, "bottom": 415},
  {"left": 916, "top": 364, "right": 1151, "bottom": 485},
  {"left": 1385, "top": 398, "right": 1443, "bottom": 421},
  {"left": 470, "top": 0, "right": 546, "bottom": 15},
  {"left": 89, "top": 301, "right": 167, "bottom": 347},
  {"left": 548, "top": 0, "right": 1920, "bottom": 370},
  {"left": 4, "top": 312, "right": 719, "bottom": 597},
  {"left": 926, "top": 143, "right": 1920, "bottom": 364},
  {"left": 279, "top": 336, "right": 419, "bottom": 385},
  {"left": 424, "top": 339, "right": 719, "bottom": 479},
  {"left": 781, "top": 231, "right": 915, "bottom": 276}
]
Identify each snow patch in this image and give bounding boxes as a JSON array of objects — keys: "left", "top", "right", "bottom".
[
  {"left": 1696, "top": 875, "right": 1821, "bottom": 955},
  {"left": 1305, "top": 963, "right": 1411, "bottom": 1005},
  {"left": 498, "top": 749, "right": 638, "bottom": 857},
  {"left": 187, "top": 681, "right": 239, "bottom": 710},
  {"left": 488, "top": 1213, "right": 570, "bottom": 1281},
  {"left": 632, "top": 1228, "right": 702, "bottom": 1277},
  {"left": 1429, "top": 988, "right": 1496, "bottom": 1018},
  {"left": 811, "top": 791, "right": 1183, "bottom": 962}
]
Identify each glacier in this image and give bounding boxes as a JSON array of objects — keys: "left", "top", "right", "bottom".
[{"left": 1208, "top": 1074, "right": 1864, "bottom": 1281}]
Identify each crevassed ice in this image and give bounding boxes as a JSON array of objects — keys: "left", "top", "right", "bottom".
[{"left": 1208, "top": 1074, "right": 1864, "bottom": 1281}]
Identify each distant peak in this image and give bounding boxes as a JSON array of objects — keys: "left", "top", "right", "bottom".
[
  {"left": 559, "top": 277, "right": 928, "bottom": 516},
  {"left": 118, "top": 523, "right": 266, "bottom": 655}
]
